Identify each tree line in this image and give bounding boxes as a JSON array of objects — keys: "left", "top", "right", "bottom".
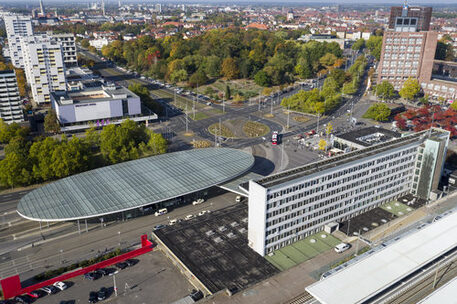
[
  {"left": 280, "top": 55, "right": 367, "bottom": 115},
  {"left": 0, "top": 119, "right": 167, "bottom": 188},
  {"left": 100, "top": 28, "right": 344, "bottom": 90}
]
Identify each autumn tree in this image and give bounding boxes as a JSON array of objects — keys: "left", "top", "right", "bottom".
[
  {"left": 44, "top": 109, "right": 61, "bottom": 134},
  {"left": 221, "top": 57, "right": 239, "bottom": 79},
  {"left": 399, "top": 77, "right": 421, "bottom": 101}
]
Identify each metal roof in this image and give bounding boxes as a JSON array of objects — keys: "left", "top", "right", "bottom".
[
  {"left": 17, "top": 148, "right": 254, "bottom": 222},
  {"left": 306, "top": 211, "right": 457, "bottom": 304}
]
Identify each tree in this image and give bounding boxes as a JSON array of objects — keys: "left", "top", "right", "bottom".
[
  {"left": 44, "top": 110, "right": 61, "bottom": 134},
  {"left": 169, "top": 69, "right": 188, "bottom": 83},
  {"left": 188, "top": 70, "right": 208, "bottom": 87},
  {"left": 128, "top": 84, "right": 163, "bottom": 116},
  {"left": 221, "top": 57, "right": 239, "bottom": 79},
  {"left": 15, "top": 69, "right": 26, "bottom": 97},
  {"left": 0, "top": 119, "right": 29, "bottom": 144},
  {"left": 352, "top": 38, "right": 365, "bottom": 51},
  {"left": 399, "top": 77, "right": 421, "bottom": 101},
  {"left": 100, "top": 119, "right": 148, "bottom": 164},
  {"left": 191, "top": 140, "right": 212, "bottom": 148},
  {"left": 325, "top": 122, "right": 333, "bottom": 137},
  {"left": 366, "top": 36, "right": 383, "bottom": 61},
  {"left": 254, "top": 70, "right": 270, "bottom": 87},
  {"left": 376, "top": 81, "right": 396, "bottom": 100},
  {"left": 342, "top": 82, "right": 357, "bottom": 95},
  {"left": 225, "top": 85, "right": 231, "bottom": 100},
  {"left": 363, "top": 103, "right": 391, "bottom": 121},
  {"left": 319, "top": 53, "right": 337, "bottom": 68},
  {"left": 0, "top": 151, "right": 32, "bottom": 187},
  {"left": 81, "top": 39, "right": 90, "bottom": 48},
  {"left": 318, "top": 139, "right": 327, "bottom": 151},
  {"left": 204, "top": 55, "right": 221, "bottom": 77},
  {"left": 145, "top": 132, "right": 167, "bottom": 155},
  {"left": 84, "top": 126, "right": 100, "bottom": 149}
]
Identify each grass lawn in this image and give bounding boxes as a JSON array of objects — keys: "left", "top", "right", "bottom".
[
  {"left": 191, "top": 112, "right": 210, "bottom": 121},
  {"left": 265, "top": 232, "right": 341, "bottom": 271},
  {"left": 242, "top": 121, "right": 270, "bottom": 137},
  {"left": 208, "top": 123, "right": 235, "bottom": 138},
  {"left": 293, "top": 116, "right": 310, "bottom": 123},
  {"left": 380, "top": 201, "right": 414, "bottom": 217}
]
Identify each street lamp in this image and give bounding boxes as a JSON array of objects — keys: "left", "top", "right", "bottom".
[
  {"left": 59, "top": 249, "right": 63, "bottom": 264},
  {"left": 118, "top": 231, "right": 121, "bottom": 246}
]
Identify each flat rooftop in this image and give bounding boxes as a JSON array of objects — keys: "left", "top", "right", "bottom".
[
  {"left": 17, "top": 148, "right": 254, "bottom": 221},
  {"left": 336, "top": 126, "right": 401, "bottom": 147},
  {"left": 256, "top": 129, "right": 431, "bottom": 188},
  {"left": 306, "top": 210, "right": 457, "bottom": 304},
  {"left": 154, "top": 204, "right": 279, "bottom": 294},
  {"left": 52, "top": 85, "right": 138, "bottom": 105}
]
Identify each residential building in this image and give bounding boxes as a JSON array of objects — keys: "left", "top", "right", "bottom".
[
  {"left": 89, "top": 38, "right": 111, "bottom": 50},
  {"left": 4, "top": 15, "right": 34, "bottom": 68},
  {"left": 248, "top": 128, "right": 449, "bottom": 256},
  {"left": 0, "top": 70, "right": 24, "bottom": 124},
  {"left": 21, "top": 35, "right": 66, "bottom": 104},
  {"left": 51, "top": 84, "right": 157, "bottom": 131},
  {"left": 50, "top": 33, "right": 77, "bottom": 66}
]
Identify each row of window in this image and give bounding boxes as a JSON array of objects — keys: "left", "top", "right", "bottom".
[{"left": 385, "top": 38, "right": 423, "bottom": 45}]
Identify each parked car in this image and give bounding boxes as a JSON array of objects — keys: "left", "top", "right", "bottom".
[
  {"left": 334, "top": 243, "right": 351, "bottom": 253},
  {"left": 97, "top": 287, "right": 108, "bottom": 301},
  {"left": 235, "top": 196, "right": 242, "bottom": 203},
  {"left": 154, "top": 208, "right": 168, "bottom": 216},
  {"left": 84, "top": 272, "right": 100, "bottom": 280},
  {"left": 153, "top": 224, "right": 166, "bottom": 231},
  {"left": 14, "top": 296, "right": 32, "bottom": 304},
  {"left": 185, "top": 214, "right": 194, "bottom": 221},
  {"left": 192, "top": 198, "right": 204, "bottom": 205},
  {"left": 28, "top": 290, "right": 45, "bottom": 298},
  {"left": 169, "top": 219, "right": 178, "bottom": 225},
  {"left": 41, "top": 285, "right": 58, "bottom": 294},
  {"left": 88, "top": 291, "right": 98, "bottom": 303},
  {"left": 198, "top": 210, "right": 208, "bottom": 216},
  {"left": 125, "top": 259, "right": 137, "bottom": 267},
  {"left": 96, "top": 268, "right": 110, "bottom": 276},
  {"left": 115, "top": 262, "right": 128, "bottom": 269},
  {"left": 53, "top": 281, "right": 68, "bottom": 291}
]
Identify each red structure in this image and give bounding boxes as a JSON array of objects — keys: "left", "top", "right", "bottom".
[{"left": 1, "top": 235, "right": 154, "bottom": 299}]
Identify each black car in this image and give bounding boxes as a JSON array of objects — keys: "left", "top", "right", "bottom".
[
  {"left": 88, "top": 291, "right": 98, "bottom": 303},
  {"left": 84, "top": 272, "right": 100, "bottom": 280},
  {"left": 115, "top": 262, "right": 128, "bottom": 269},
  {"left": 125, "top": 259, "right": 137, "bottom": 267},
  {"left": 96, "top": 268, "right": 109, "bottom": 276},
  {"left": 14, "top": 296, "right": 32, "bottom": 304},
  {"left": 97, "top": 287, "right": 107, "bottom": 301}
]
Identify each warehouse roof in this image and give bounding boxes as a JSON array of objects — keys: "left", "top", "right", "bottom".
[
  {"left": 17, "top": 148, "right": 254, "bottom": 222},
  {"left": 305, "top": 210, "right": 457, "bottom": 304}
]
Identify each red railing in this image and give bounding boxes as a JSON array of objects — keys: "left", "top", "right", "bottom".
[{"left": 1, "top": 235, "right": 154, "bottom": 299}]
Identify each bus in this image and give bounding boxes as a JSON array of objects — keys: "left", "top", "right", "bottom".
[{"left": 272, "top": 131, "right": 279, "bottom": 145}]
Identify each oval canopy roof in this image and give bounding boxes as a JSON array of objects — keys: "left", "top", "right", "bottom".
[{"left": 17, "top": 148, "right": 254, "bottom": 222}]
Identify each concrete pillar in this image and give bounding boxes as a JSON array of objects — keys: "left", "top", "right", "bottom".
[
  {"left": 85, "top": 219, "right": 88, "bottom": 233},
  {"left": 77, "top": 220, "right": 81, "bottom": 235}
]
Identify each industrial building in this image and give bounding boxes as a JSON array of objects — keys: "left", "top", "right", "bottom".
[
  {"left": 0, "top": 70, "right": 24, "bottom": 124},
  {"left": 248, "top": 128, "right": 449, "bottom": 256},
  {"left": 51, "top": 84, "right": 157, "bottom": 131}
]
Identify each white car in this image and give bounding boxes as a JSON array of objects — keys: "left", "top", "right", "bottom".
[
  {"left": 198, "top": 210, "right": 208, "bottom": 216},
  {"left": 192, "top": 198, "right": 205, "bottom": 206},
  {"left": 169, "top": 219, "right": 178, "bottom": 225},
  {"left": 53, "top": 281, "right": 67, "bottom": 291},
  {"left": 334, "top": 243, "right": 351, "bottom": 253},
  {"left": 185, "top": 214, "right": 194, "bottom": 221}
]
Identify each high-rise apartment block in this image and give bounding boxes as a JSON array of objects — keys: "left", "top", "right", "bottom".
[
  {"left": 378, "top": 5, "right": 457, "bottom": 101},
  {"left": 22, "top": 35, "right": 66, "bottom": 104},
  {"left": 248, "top": 128, "right": 449, "bottom": 256},
  {"left": 4, "top": 15, "right": 34, "bottom": 68},
  {"left": 0, "top": 70, "right": 24, "bottom": 123},
  {"left": 50, "top": 33, "right": 77, "bottom": 66}
]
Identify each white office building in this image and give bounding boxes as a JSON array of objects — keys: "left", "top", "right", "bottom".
[
  {"left": 0, "top": 70, "right": 24, "bottom": 123},
  {"left": 21, "top": 35, "right": 66, "bottom": 104},
  {"left": 50, "top": 33, "right": 77, "bottom": 67},
  {"left": 248, "top": 129, "right": 449, "bottom": 256},
  {"left": 4, "top": 15, "right": 34, "bottom": 68}
]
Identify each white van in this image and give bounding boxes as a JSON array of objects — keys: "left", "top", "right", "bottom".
[
  {"left": 154, "top": 208, "right": 168, "bottom": 216},
  {"left": 334, "top": 243, "right": 351, "bottom": 253}
]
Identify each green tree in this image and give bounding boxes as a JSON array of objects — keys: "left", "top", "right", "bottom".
[
  {"left": 44, "top": 110, "right": 61, "bottom": 134},
  {"left": 254, "top": 70, "right": 270, "bottom": 87},
  {"left": 319, "top": 53, "right": 337, "bottom": 68},
  {"left": 50, "top": 137, "right": 90, "bottom": 179},
  {"left": 352, "top": 39, "right": 365, "bottom": 51},
  {"left": 363, "top": 103, "right": 391, "bottom": 121},
  {"left": 399, "top": 77, "right": 421, "bottom": 101},
  {"left": 221, "top": 57, "right": 239, "bottom": 79},
  {"left": 376, "top": 81, "right": 396, "bottom": 100},
  {"left": 100, "top": 119, "right": 148, "bottom": 164},
  {"left": 29, "top": 137, "right": 60, "bottom": 181},
  {"left": 0, "top": 152, "right": 32, "bottom": 187},
  {"left": 84, "top": 126, "right": 100, "bottom": 149},
  {"left": 366, "top": 36, "right": 383, "bottom": 61},
  {"left": 145, "top": 132, "right": 167, "bottom": 155},
  {"left": 81, "top": 39, "right": 90, "bottom": 48},
  {"left": 342, "top": 82, "right": 357, "bottom": 95},
  {"left": 204, "top": 55, "right": 221, "bottom": 77},
  {"left": 0, "top": 120, "right": 29, "bottom": 144},
  {"left": 188, "top": 70, "right": 208, "bottom": 87},
  {"left": 169, "top": 69, "right": 188, "bottom": 83},
  {"left": 225, "top": 85, "right": 231, "bottom": 100}
]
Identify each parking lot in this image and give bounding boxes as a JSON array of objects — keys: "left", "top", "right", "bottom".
[{"left": 29, "top": 251, "right": 194, "bottom": 304}]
